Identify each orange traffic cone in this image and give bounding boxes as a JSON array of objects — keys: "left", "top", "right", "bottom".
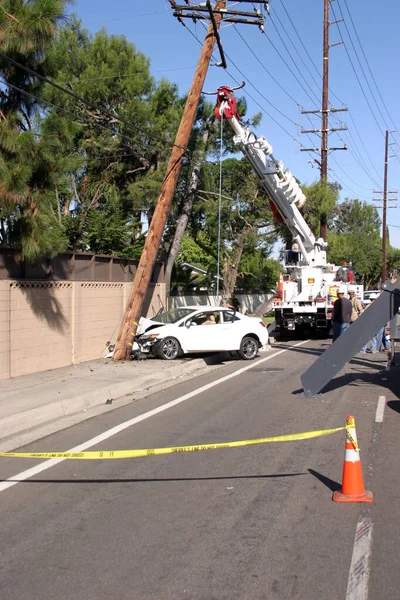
[{"left": 333, "top": 415, "right": 373, "bottom": 503}]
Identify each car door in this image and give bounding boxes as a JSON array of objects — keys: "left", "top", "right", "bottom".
[
  {"left": 183, "top": 310, "right": 229, "bottom": 352},
  {"left": 219, "top": 310, "right": 243, "bottom": 349}
]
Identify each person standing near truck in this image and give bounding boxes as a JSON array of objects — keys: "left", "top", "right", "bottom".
[
  {"left": 331, "top": 288, "right": 352, "bottom": 342},
  {"left": 348, "top": 286, "right": 364, "bottom": 323}
]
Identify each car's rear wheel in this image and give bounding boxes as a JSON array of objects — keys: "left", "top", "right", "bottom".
[
  {"left": 155, "top": 336, "right": 181, "bottom": 360},
  {"left": 238, "top": 336, "right": 258, "bottom": 360}
]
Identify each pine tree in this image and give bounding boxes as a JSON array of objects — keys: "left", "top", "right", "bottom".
[{"left": 0, "top": 0, "right": 72, "bottom": 260}]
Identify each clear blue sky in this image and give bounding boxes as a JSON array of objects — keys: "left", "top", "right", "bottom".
[{"left": 71, "top": 1, "right": 400, "bottom": 249}]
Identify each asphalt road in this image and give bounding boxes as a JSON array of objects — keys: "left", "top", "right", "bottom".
[{"left": 1, "top": 340, "right": 399, "bottom": 600}]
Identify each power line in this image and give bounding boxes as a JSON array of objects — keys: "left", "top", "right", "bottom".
[
  {"left": 182, "top": 19, "right": 298, "bottom": 139},
  {"left": 1, "top": 78, "right": 170, "bottom": 159},
  {"left": 335, "top": 0, "right": 390, "bottom": 134},
  {"left": 276, "top": 0, "right": 345, "bottom": 108},
  {"left": 330, "top": 154, "right": 373, "bottom": 193},
  {"left": 0, "top": 53, "right": 186, "bottom": 151},
  {"left": 269, "top": 3, "right": 321, "bottom": 98},
  {"left": 329, "top": 4, "right": 385, "bottom": 140},
  {"left": 84, "top": 10, "right": 166, "bottom": 26},
  {"left": 233, "top": 26, "right": 301, "bottom": 107},
  {"left": 68, "top": 66, "right": 197, "bottom": 84},
  {"left": 328, "top": 167, "right": 370, "bottom": 200},
  {"left": 329, "top": 110, "right": 383, "bottom": 185},
  {"left": 224, "top": 63, "right": 297, "bottom": 137},
  {"left": 263, "top": 22, "right": 319, "bottom": 108},
  {"left": 340, "top": 0, "right": 400, "bottom": 149}
]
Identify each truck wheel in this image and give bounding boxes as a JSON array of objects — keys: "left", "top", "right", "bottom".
[
  {"left": 238, "top": 336, "right": 258, "bottom": 360},
  {"left": 156, "top": 337, "right": 181, "bottom": 360}
]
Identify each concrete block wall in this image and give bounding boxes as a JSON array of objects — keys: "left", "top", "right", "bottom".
[
  {"left": 0, "top": 280, "right": 166, "bottom": 380},
  {"left": 73, "top": 282, "right": 125, "bottom": 363}
]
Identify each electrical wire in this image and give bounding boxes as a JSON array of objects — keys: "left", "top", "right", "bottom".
[
  {"left": 223, "top": 50, "right": 298, "bottom": 127},
  {"left": 329, "top": 111, "right": 383, "bottom": 186},
  {"left": 177, "top": 11, "right": 388, "bottom": 201},
  {"left": 1, "top": 78, "right": 171, "bottom": 160},
  {"left": 330, "top": 154, "right": 374, "bottom": 193},
  {"left": 0, "top": 53, "right": 186, "bottom": 151},
  {"left": 84, "top": 11, "right": 166, "bottom": 26},
  {"left": 328, "top": 167, "right": 370, "bottom": 200},
  {"left": 341, "top": 0, "right": 399, "bottom": 136},
  {"left": 233, "top": 26, "right": 301, "bottom": 107},
  {"left": 66, "top": 66, "right": 197, "bottom": 84},
  {"left": 180, "top": 19, "right": 299, "bottom": 140},
  {"left": 269, "top": 3, "right": 321, "bottom": 98},
  {"left": 224, "top": 63, "right": 296, "bottom": 139},
  {"left": 260, "top": 29, "right": 319, "bottom": 109},
  {"left": 271, "top": 0, "right": 385, "bottom": 188},
  {"left": 276, "top": 0, "right": 346, "bottom": 109},
  {"left": 267, "top": 15, "right": 320, "bottom": 106},
  {"left": 335, "top": 0, "right": 390, "bottom": 135},
  {"left": 329, "top": 4, "right": 385, "bottom": 140}
]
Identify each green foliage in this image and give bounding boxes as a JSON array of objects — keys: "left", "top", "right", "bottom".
[
  {"left": 327, "top": 199, "right": 382, "bottom": 287},
  {"left": 176, "top": 233, "right": 214, "bottom": 270},
  {"left": 301, "top": 180, "right": 339, "bottom": 235},
  {"left": 238, "top": 252, "right": 282, "bottom": 292},
  {"left": 0, "top": 1, "right": 73, "bottom": 261}
]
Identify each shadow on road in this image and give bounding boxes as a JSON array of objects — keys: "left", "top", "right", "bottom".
[
  {"left": 1, "top": 472, "right": 309, "bottom": 485},
  {"left": 293, "top": 369, "right": 387, "bottom": 396},
  {"left": 308, "top": 468, "right": 341, "bottom": 492},
  {"left": 387, "top": 400, "right": 400, "bottom": 414}
]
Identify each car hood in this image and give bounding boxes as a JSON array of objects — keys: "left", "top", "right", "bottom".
[{"left": 136, "top": 316, "right": 167, "bottom": 335}]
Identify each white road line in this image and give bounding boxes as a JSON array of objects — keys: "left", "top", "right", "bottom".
[
  {"left": 346, "top": 519, "right": 373, "bottom": 600},
  {"left": 0, "top": 340, "right": 309, "bottom": 493},
  {"left": 375, "top": 395, "right": 386, "bottom": 423}
]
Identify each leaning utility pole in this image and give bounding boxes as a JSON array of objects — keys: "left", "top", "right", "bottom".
[
  {"left": 373, "top": 130, "right": 398, "bottom": 283},
  {"left": 113, "top": 0, "right": 227, "bottom": 360},
  {"left": 113, "top": 1, "right": 267, "bottom": 360},
  {"left": 300, "top": 0, "right": 347, "bottom": 241}
]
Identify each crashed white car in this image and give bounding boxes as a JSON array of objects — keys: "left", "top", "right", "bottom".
[{"left": 136, "top": 306, "right": 269, "bottom": 360}]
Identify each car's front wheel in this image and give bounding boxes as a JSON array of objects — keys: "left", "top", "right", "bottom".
[
  {"left": 238, "top": 336, "right": 259, "bottom": 360},
  {"left": 155, "top": 337, "right": 182, "bottom": 360}
]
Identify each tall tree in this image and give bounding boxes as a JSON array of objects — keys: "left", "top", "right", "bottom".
[
  {"left": 0, "top": 0, "right": 72, "bottom": 260},
  {"left": 300, "top": 180, "right": 339, "bottom": 237},
  {"left": 163, "top": 97, "right": 259, "bottom": 298},
  {"left": 191, "top": 157, "right": 277, "bottom": 304},
  {"left": 43, "top": 18, "right": 184, "bottom": 254},
  {"left": 327, "top": 198, "right": 382, "bottom": 288}
]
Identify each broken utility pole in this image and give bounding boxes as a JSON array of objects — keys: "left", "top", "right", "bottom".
[
  {"left": 112, "top": 1, "right": 228, "bottom": 360},
  {"left": 113, "top": 1, "right": 267, "bottom": 361}
]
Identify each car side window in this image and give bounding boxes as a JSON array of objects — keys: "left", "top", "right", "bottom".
[
  {"left": 191, "top": 312, "right": 218, "bottom": 326},
  {"left": 222, "top": 310, "right": 240, "bottom": 323}
]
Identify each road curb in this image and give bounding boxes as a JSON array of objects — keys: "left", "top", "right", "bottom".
[{"left": 0, "top": 356, "right": 226, "bottom": 452}]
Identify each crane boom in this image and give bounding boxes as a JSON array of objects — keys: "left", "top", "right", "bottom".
[{"left": 214, "top": 85, "right": 327, "bottom": 267}]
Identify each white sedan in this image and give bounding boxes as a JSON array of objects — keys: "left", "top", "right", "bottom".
[{"left": 136, "top": 306, "right": 269, "bottom": 360}]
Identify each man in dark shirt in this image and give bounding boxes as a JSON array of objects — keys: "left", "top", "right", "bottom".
[{"left": 331, "top": 288, "right": 352, "bottom": 342}]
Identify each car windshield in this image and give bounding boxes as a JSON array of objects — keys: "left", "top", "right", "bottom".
[{"left": 150, "top": 308, "right": 195, "bottom": 324}]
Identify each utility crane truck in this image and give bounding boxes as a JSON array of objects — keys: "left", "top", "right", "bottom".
[{"left": 213, "top": 84, "right": 362, "bottom": 337}]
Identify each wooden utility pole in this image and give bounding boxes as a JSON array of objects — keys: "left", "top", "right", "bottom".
[
  {"left": 373, "top": 131, "right": 397, "bottom": 283},
  {"left": 300, "top": 0, "right": 347, "bottom": 241},
  {"left": 318, "top": 0, "right": 330, "bottom": 242},
  {"left": 113, "top": 1, "right": 227, "bottom": 360},
  {"left": 321, "top": 0, "right": 329, "bottom": 186},
  {"left": 382, "top": 129, "right": 389, "bottom": 282}
]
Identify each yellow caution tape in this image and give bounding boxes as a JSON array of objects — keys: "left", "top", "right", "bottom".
[{"left": 0, "top": 426, "right": 346, "bottom": 460}]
